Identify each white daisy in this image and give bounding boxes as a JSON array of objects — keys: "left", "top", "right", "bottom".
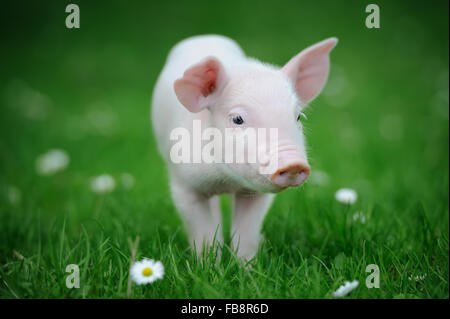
[
  {"left": 90, "top": 174, "right": 116, "bottom": 194},
  {"left": 352, "top": 211, "right": 366, "bottom": 223},
  {"left": 35, "top": 149, "right": 70, "bottom": 176},
  {"left": 130, "top": 259, "right": 164, "bottom": 285},
  {"left": 333, "top": 280, "right": 359, "bottom": 297},
  {"left": 335, "top": 188, "right": 357, "bottom": 204}
]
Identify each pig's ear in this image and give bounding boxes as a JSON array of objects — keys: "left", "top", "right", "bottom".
[
  {"left": 282, "top": 38, "right": 338, "bottom": 104},
  {"left": 174, "top": 56, "right": 228, "bottom": 113}
]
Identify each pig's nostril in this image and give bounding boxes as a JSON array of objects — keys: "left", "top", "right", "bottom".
[{"left": 271, "top": 163, "right": 311, "bottom": 188}]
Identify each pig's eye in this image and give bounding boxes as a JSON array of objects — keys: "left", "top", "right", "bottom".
[
  {"left": 232, "top": 115, "right": 244, "bottom": 125},
  {"left": 297, "top": 112, "right": 307, "bottom": 122}
]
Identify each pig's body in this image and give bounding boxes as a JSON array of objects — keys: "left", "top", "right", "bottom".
[{"left": 151, "top": 35, "right": 337, "bottom": 259}]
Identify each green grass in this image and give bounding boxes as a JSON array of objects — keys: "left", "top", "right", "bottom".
[{"left": 0, "top": 0, "right": 448, "bottom": 298}]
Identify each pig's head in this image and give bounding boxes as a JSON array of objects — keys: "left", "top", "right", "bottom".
[{"left": 174, "top": 38, "right": 337, "bottom": 193}]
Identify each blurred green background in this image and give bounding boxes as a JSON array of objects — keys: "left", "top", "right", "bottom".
[{"left": 0, "top": 0, "right": 448, "bottom": 298}]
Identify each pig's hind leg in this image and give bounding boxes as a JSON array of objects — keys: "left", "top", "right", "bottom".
[
  {"left": 231, "top": 193, "right": 275, "bottom": 261},
  {"left": 170, "top": 176, "right": 223, "bottom": 255}
]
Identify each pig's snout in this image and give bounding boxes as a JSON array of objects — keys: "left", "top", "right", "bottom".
[
  {"left": 270, "top": 152, "right": 310, "bottom": 188},
  {"left": 271, "top": 163, "right": 310, "bottom": 188}
]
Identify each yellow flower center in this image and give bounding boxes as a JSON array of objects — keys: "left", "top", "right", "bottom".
[{"left": 142, "top": 267, "right": 153, "bottom": 277}]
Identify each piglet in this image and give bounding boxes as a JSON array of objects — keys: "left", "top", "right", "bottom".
[{"left": 151, "top": 35, "right": 337, "bottom": 260}]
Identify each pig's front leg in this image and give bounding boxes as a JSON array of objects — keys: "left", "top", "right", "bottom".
[
  {"left": 231, "top": 193, "right": 275, "bottom": 261},
  {"left": 170, "top": 175, "right": 223, "bottom": 255}
]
